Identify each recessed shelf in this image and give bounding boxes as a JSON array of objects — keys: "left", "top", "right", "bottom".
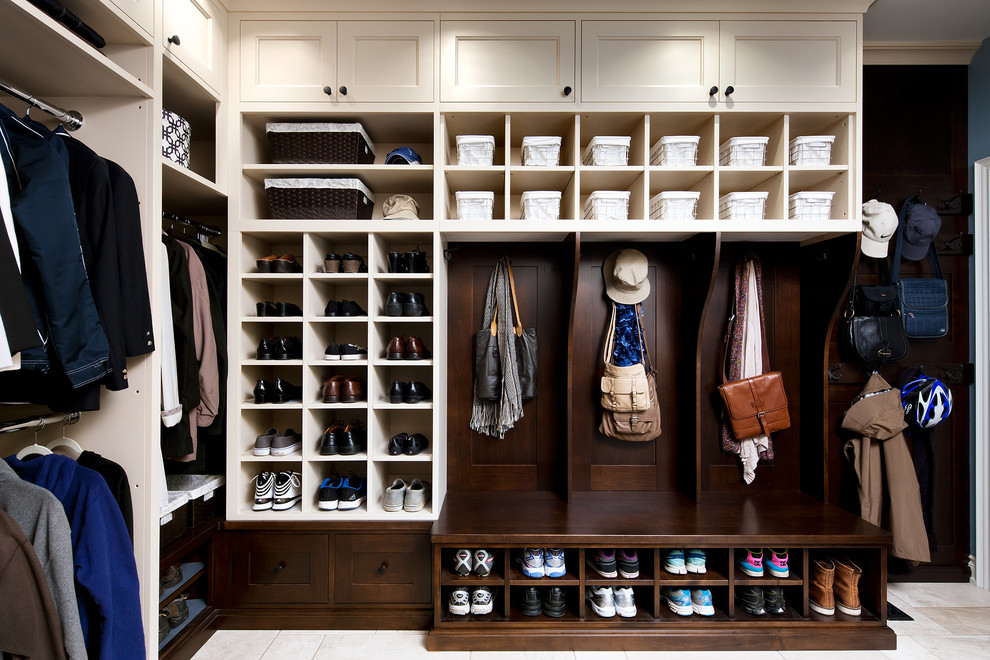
[
  {"left": 162, "top": 159, "right": 227, "bottom": 216},
  {"left": 243, "top": 164, "right": 435, "bottom": 193}
]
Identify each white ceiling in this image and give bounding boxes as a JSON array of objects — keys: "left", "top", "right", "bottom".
[{"left": 864, "top": 0, "right": 990, "bottom": 42}]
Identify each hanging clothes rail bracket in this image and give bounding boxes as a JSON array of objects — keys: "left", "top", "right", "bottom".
[
  {"left": 163, "top": 211, "right": 221, "bottom": 237},
  {"left": 0, "top": 79, "right": 84, "bottom": 131},
  {"left": 0, "top": 411, "right": 81, "bottom": 435}
]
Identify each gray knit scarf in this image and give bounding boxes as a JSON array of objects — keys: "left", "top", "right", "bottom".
[{"left": 469, "top": 258, "right": 524, "bottom": 438}]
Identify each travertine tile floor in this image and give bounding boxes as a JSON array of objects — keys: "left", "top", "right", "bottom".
[{"left": 191, "top": 582, "right": 990, "bottom": 660}]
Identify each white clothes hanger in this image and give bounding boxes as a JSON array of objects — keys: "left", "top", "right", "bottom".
[
  {"left": 46, "top": 416, "right": 82, "bottom": 460},
  {"left": 16, "top": 419, "right": 53, "bottom": 460}
]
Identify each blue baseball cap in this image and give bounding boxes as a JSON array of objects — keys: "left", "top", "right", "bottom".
[{"left": 385, "top": 147, "right": 422, "bottom": 165}]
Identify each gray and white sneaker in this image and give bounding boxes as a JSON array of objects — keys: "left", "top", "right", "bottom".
[
  {"left": 613, "top": 586, "right": 637, "bottom": 618},
  {"left": 471, "top": 587, "right": 494, "bottom": 615},
  {"left": 272, "top": 471, "right": 301, "bottom": 510},
  {"left": 383, "top": 478, "right": 407, "bottom": 512},
  {"left": 585, "top": 585, "right": 616, "bottom": 617},
  {"left": 448, "top": 588, "right": 470, "bottom": 616},
  {"left": 403, "top": 478, "right": 431, "bottom": 512},
  {"left": 252, "top": 471, "right": 274, "bottom": 510},
  {"left": 270, "top": 429, "right": 300, "bottom": 456}
]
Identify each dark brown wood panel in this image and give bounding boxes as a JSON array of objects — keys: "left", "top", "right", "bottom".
[
  {"left": 333, "top": 533, "right": 432, "bottom": 604},
  {"left": 228, "top": 532, "right": 330, "bottom": 605}
]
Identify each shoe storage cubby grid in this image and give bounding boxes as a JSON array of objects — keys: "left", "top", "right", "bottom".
[{"left": 233, "top": 229, "right": 441, "bottom": 520}]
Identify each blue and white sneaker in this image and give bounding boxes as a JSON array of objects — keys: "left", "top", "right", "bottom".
[
  {"left": 661, "top": 586, "right": 693, "bottom": 616},
  {"left": 544, "top": 548, "right": 566, "bottom": 578},
  {"left": 691, "top": 588, "right": 715, "bottom": 616},
  {"left": 517, "top": 548, "right": 545, "bottom": 578},
  {"left": 686, "top": 548, "right": 707, "bottom": 574},
  {"left": 664, "top": 548, "right": 687, "bottom": 575}
]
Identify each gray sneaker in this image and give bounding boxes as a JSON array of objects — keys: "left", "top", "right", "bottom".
[
  {"left": 383, "top": 478, "right": 407, "bottom": 512},
  {"left": 403, "top": 478, "right": 431, "bottom": 512},
  {"left": 270, "top": 429, "right": 300, "bottom": 456},
  {"left": 613, "top": 586, "right": 637, "bottom": 617}
]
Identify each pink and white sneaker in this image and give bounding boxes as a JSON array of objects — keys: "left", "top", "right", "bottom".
[
  {"left": 737, "top": 548, "right": 764, "bottom": 577},
  {"left": 766, "top": 548, "right": 789, "bottom": 578}
]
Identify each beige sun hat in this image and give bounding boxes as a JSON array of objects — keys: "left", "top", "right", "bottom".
[{"left": 603, "top": 248, "right": 650, "bottom": 304}]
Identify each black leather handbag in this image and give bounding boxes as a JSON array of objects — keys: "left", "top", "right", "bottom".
[{"left": 843, "top": 270, "right": 909, "bottom": 366}]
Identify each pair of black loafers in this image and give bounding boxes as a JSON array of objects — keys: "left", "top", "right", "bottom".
[
  {"left": 387, "top": 250, "right": 429, "bottom": 273},
  {"left": 388, "top": 432, "right": 429, "bottom": 456},
  {"left": 388, "top": 380, "right": 431, "bottom": 404},
  {"left": 385, "top": 292, "right": 429, "bottom": 317},
  {"left": 253, "top": 378, "right": 301, "bottom": 404},
  {"left": 256, "top": 301, "right": 302, "bottom": 317},
  {"left": 256, "top": 336, "right": 302, "bottom": 360}
]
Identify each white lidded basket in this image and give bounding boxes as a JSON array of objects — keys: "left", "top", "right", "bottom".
[
  {"left": 522, "top": 136, "right": 562, "bottom": 167},
  {"left": 650, "top": 191, "right": 702, "bottom": 221},
  {"left": 582, "top": 136, "right": 631, "bottom": 166},
  {"left": 455, "top": 191, "right": 495, "bottom": 221},
  {"left": 651, "top": 135, "right": 700, "bottom": 167},
  {"left": 789, "top": 135, "right": 835, "bottom": 166},
  {"left": 789, "top": 191, "right": 835, "bottom": 221},
  {"left": 583, "top": 191, "right": 631, "bottom": 221},
  {"left": 456, "top": 135, "right": 495, "bottom": 166},
  {"left": 719, "top": 136, "right": 770, "bottom": 167},
  {"left": 521, "top": 190, "right": 562, "bottom": 221},
  {"left": 719, "top": 191, "right": 770, "bottom": 220}
]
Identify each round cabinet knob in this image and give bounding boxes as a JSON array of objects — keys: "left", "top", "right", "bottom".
[
  {"left": 563, "top": 85, "right": 572, "bottom": 97},
  {"left": 273, "top": 561, "right": 286, "bottom": 575},
  {"left": 323, "top": 86, "right": 334, "bottom": 97},
  {"left": 338, "top": 86, "right": 348, "bottom": 96},
  {"left": 709, "top": 85, "right": 719, "bottom": 97},
  {"left": 725, "top": 85, "right": 735, "bottom": 96},
  {"left": 377, "top": 562, "right": 389, "bottom": 575},
  {"left": 167, "top": 34, "right": 181, "bottom": 46}
]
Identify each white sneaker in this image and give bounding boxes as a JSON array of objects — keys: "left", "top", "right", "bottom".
[
  {"left": 383, "top": 478, "right": 407, "bottom": 512},
  {"left": 613, "top": 586, "right": 637, "bottom": 618},
  {"left": 448, "top": 588, "right": 470, "bottom": 616},
  {"left": 272, "top": 471, "right": 301, "bottom": 510},
  {"left": 471, "top": 587, "right": 494, "bottom": 615},
  {"left": 252, "top": 471, "right": 274, "bottom": 510},
  {"left": 586, "top": 585, "right": 616, "bottom": 617}
]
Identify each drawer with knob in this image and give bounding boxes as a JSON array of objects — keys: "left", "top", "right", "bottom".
[
  {"left": 334, "top": 533, "right": 431, "bottom": 604},
  {"left": 229, "top": 532, "right": 330, "bottom": 605}
]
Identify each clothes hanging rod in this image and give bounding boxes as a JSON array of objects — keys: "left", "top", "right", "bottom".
[
  {"left": 0, "top": 79, "right": 83, "bottom": 131},
  {"left": 163, "top": 211, "right": 222, "bottom": 237},
  {"left": 0, "top": 412, "right": 80, "bottom": 435}
]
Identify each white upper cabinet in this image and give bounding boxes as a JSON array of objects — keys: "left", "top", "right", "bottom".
[
  {"left": 109, "top": 0, "right": 154, "bottom": 36},
  {"left": 440, "top": 21, "right": 575, "bottom": 102},
  {"left": 581, "top": 21, "right": 719, "bottom": 103},
  {"left": 240, "top": 21, "right": 434, "bottom": 102},
  {"left": 163, "top": 0, "right": 225, "bottom": 93},
  {"left": 719, "top": 21, "right": 857, "bottom": 104}
]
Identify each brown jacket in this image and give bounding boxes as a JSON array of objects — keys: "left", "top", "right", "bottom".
[{"left": 842, "top": 373, "right": 931, "bottom": 563}]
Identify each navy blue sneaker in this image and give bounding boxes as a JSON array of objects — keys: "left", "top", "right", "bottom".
[{"left": 337, "top": 474, "right": 367, "bottom": 510}]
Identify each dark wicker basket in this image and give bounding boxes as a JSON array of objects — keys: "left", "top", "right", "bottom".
[
  {"left": 160, "top": 504, "right": 187, "bottom": 547},
  {"left": 267, "top": 122, "right": 375, "bottom": 164},
  {"left": 188, "top": 485, "right": 224, "bottom": 527},
  {"left": 266, "top": 178, "right": 375, "bottom": 219}
]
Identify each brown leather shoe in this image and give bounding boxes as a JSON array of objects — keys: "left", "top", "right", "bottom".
[
  {"left": 340, "top": 376, "right": 364, "bottom": 403},
  {"left": 256, "top": 254, "right": 279, "bottom": 272},
  {"left": 831, "top": 557, "right": 862, "bottom": 616},
  {"left": 809, "top": 558, "right": 835, "bottom": 616},
  {"left": 405, "top": 335, "right": 427, "bottom": 360},
  {"left": 322, "top": 374, "right": 346, "bottom": 403},
  {"left": 386, "top": 335, "right": 406, "bottom": 360}
]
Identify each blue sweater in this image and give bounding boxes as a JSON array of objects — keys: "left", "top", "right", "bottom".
[{"left": 5, "top": 454, "right": 145, "bottom": 659}]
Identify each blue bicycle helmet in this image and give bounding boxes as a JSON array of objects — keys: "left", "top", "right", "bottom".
[
  {"left": 385, "top": 147, "right": 422, "bottom": 165},
  {"left": 900, "top": 375, "right": 952, "bottom": 429}
]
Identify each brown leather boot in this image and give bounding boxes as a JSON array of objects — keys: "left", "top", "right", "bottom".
[
  {"left": 832, "top": 557, "right": 862, "bottom": 616},
  {"left": 404, "top": 335, "right": 427, "bottom": 360},
  {"left": 341, "top": 376, "right": 364, "bottom": 403},
  {"left": 322, "top": 374, "right": 346, "bottom": 403},
  {"left": 386, "top": 335, "right": 405, "bottom": 359},
  {"left": 809, "top": 558, "right": 835, "bottom": 615}
]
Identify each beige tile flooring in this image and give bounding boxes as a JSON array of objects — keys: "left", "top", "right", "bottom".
[{"left": 191, "top": 583, "right": 990, "bottom": 660}]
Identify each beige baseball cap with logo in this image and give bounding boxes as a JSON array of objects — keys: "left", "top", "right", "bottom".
[{"left": 861, "top": 199, "right": 898, "bottom": 258}]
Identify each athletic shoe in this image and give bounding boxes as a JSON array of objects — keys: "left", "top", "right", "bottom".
[
  {"left": 164, "top": 593, "right": 189, "bottom": 627},
  {"left": 337, "top": 474, "right": 367, "bottom": 510},
  {"left": 253, "top": 427, "right": 277, "bottom": 456},
  {"left": 252, "top": 470, "right": 274, "bottom": 510},
  {"left": 448, "top": 588, "right": 470, "bottom": 616},
  {"left": 517, "top": 548, "right": 545, "bottom": 578},
  {"left": 471, "top": 587, "right": 494, "bottom": 615},
  {"left": 519, "top": 586, "right": 542, "bottom": 616},
  {"left": 661, "top": 586, "right": 693, "bottom": 616},
  {"left": 585, "top": 585, "right": 616, "bottom": 617},
  {"left": 158, "top": 610, "right": 169, "bottom": 643},
  {"left": 737, "top": 586, "right": 766, "bottom": 616},
  {"left": 587, "top": 549, "right": 618, "bottom": 578},
  {"left": 383, "top": 478, "right": 407, "bottom": 512},
  {"left": 617, "top": 549, "right": 639, "bottom": 578},
  {"left": 270, "top": 429, "right": 300, "bottom": 456},
  {"left": 737, "top": 549, "right": 764, "bottom": 577},
  {"left": 403, "top": 478, "right": 430, "bottom": 512},
  {"left": 318, "top": 474, "right": 343, "bottom": 510},
  {"left": 766, "top": 548, "right": 789, "bottom": 578},
  {"left": 544, "top": 548, "right": 566, "bottom": 578},
  {"left": 473, "top": 549, "right": 494, "bottom": 577},
  {"left": 543, "top": 587, "right": 566, "bottom": 618},
  {"left": 613, "top": 586, "right": 637, "bottom": 617},
  {"left": 685, "top": 548, "right": 707, "bottom": 574},
  {"left": 691, "top": 588, "right": 715, "bottom": 616},
  {"left": 453, "top": 549, "right": 473, "bottom": 576},
  {"left": 272, "top": 471, "right": 301, "bottom": 510},
  {"left": 664, "top": 548, "right": 687, "bottom": 575},
  {"left": 764, "top": 586, "right": 787, "bottom": 615}
]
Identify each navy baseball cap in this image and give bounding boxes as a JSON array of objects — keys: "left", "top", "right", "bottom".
[
  {"left": 903, "top": 202, "right": 942, "bottom": 261},
  {"left": 385, "top": 147, "right": 422, "bottom": 165}
]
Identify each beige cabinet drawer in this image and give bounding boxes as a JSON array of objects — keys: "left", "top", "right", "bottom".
[
  {"left": 163, "top": 0, "right": 225, "bottom": 93},
  {"left": 334, "top": 533, "right": 431, "bottom": 604},
  {"left": 229, "top": 533, "right": 330, "bottom": 606}
]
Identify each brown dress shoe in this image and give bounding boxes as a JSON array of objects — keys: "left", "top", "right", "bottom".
[
  {"left": 405, "top": 335, "right": 427, "bottom": 360},
  {"left": 340, "top": 376, "right": 364, "bottom": 403},
  {"left": 809, "top": 558, "right": 835, "bottom": 616},
  {"left": 322, "top": 374, "right": 346, "bottom": 403},
  {"left": 831, "top": 557, "right": 862, "bottom": 615},
  {"left": 386, "top": 335, "right": 406, "bottom": 360}
]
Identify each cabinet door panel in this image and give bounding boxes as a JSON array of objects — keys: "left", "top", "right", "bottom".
[
  {"left": 337, "top": 21, "right": 434, "bottom": 102},
  {"left": 582, "top": 21, "right": 718, "bottom": 102},
  {"left": 719, "top": 21, "right": 857, "bottom": 103},
  {"left": 441, "top": 21, "right": 575, "bottom": 102},
  {"left": 240, "top": 21, "right": 336, "bottom": 102},
  {"left": 334, "top": 533, "right": 431, "bottom": 604},
  {"left": 163, "top": 0, "right": 224, "bottom": 93},
  {"left": 229, "top": 533, "right": 330, "bottom": 605},
  {"left": 109, "top": 0, "right": 154, "bottom": 35}
]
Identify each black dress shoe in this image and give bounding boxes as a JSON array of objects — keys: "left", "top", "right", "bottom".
[
  {"left": 319, "top": 421, "right": 344, "bottom": 455},
  {"left": 388, "top": 433, "right": 408, "bottom": 455},
  {"left": 276, "top": 301, "right": 303, "bottom": 317},
  {"left": 274, "top": 336, "right": 302, "bottom": 360},
  {"left": 386, "top": 292, "right": 407, "bottom": 316},
  {"left": 405, "top": 381, "right": 431, "bottom": 403},
  {"left": 403, "top": 293, "right": 428, "bottom": 316},
  {"left": 253, "top": 379, "right": 276, "bottom": 404},
  {"left": 256, "top": 301, "right": 277, "bottom": 317},
  {"left": 273, "top": 378, "right": 301, "bottom": 402},
  {"left": 340, "top": 300, "right": 367, "bottom": 316},
  {"left": 387, "top": 251, "right": 402, "bottom": 273},
  {"left": 325, "top": 299, "right": 340, "bottom": 316},
  {"left": 388, "top": 380, "right": 407, "bottom": 404},
  {"left": 256, "top": 338, "right": 275, "bottom": 360},
  {"left": 405, "top": 433, "right": 429, "bottom": 455},
  {"left": 337, "top": 420, "right": 366, "bottom": 455},
  {"left": 407, "top": 250, "right": 430, "bottom": 273}
]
